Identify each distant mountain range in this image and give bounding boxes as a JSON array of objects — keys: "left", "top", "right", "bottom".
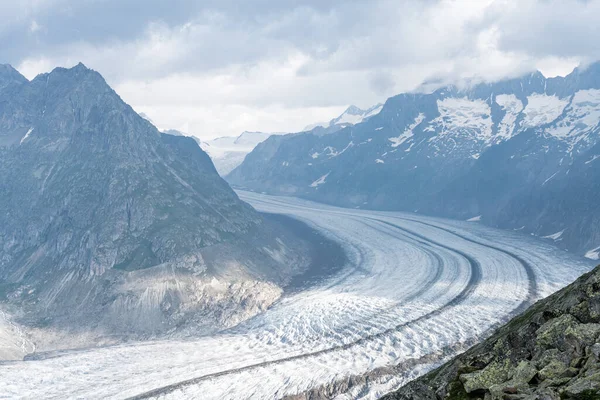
[
  {"left": 198, "top": 105, "right": 383, "bottom": 176},
  {"left": 201, "top": 131, "right": 278, "bottom": 175},
  {"left": 303, "top": 104, "right": 383, "bottom": 131},
  {"left": 228, "top": 62, "right": 600, "bottom": 257},
  {"left": 0, "top": 63, "right": 314, "bottom": 358}
]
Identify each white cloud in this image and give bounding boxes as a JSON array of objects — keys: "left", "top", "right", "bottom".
[
  {"left": 7, "top": 0, "right": 600, "bottom": 139},
  {"left": 29, "top": 20, "right": 41, "bottom": 33}
]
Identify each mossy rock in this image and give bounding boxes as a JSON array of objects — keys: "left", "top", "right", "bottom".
[
  {"left": 460, "top": 359, "right": 513, "bottom": 393},
  {"left": 536, "top": 315, "right": 580, "bottom": 350},
  {"left": 562, "top": 372, "right": 600, "bottom": 398},
  {"left": 539, "top": 360, "right": 571, "bottom": 381}
]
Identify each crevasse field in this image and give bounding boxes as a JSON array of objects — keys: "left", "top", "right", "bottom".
[{"left": 0, "top": 192, "right": 594, "bottom": 400}]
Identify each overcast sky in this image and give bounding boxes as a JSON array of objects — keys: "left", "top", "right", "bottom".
[{"left": 2, "top": 0, "right": 599, "bottom": 139}]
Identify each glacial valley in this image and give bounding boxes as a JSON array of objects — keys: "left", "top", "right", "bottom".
[{"left": 0, "top": 192, "right": 593, "bottom": 400}]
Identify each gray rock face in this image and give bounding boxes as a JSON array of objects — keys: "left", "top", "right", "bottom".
[
  {"left": 0, "top": 64, "right": 27, "bottom": 92},
  {"left": 383, "top": 264, "right": 600, "bottom": 400},
  {"left": 228, "top": 63, "right": 600, "bottom": 255},
  {"left": 0, "top": 63, "right": 312, "bottom": 356}
]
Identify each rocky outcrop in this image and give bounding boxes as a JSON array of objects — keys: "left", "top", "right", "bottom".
[
  {"left": 384, "top": 265, "right": 600, "bottom": 400},
  {"left": 0, "top": 63, "right": 315, "bottom": 358},
  {"left": 0, "top": 64, "right": 27, "bottom": 92}
]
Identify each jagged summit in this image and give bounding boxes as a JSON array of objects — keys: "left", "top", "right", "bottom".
[
  {"left": 0, "top": 63, "right": 28, "bottom": 91},
  {"left": 0, "top": 63, "right": 313, "bottom": 353},
  {"left": 342, "top": 105, "right": 364, "bottom": 115},
  {"left": 303, "top": 102, "right": 384, "bottom": 131},
  {"left": 38, "top": 62, "right": 106, "bottom": 83}
]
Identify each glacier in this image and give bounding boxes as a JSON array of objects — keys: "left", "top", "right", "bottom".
[{"left": 0, "top": 192, "right": 593, "bottom": 400}]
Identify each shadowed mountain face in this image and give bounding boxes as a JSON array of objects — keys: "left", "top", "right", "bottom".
[
  {"left": 0, "top": 63, "right": 314, "bottom": 354},
  {"left": 0, "top": 64, "right": 27, "bottom": 92},
  {"left": 228, "top": 63, "right": 600, "bottom": 255}
]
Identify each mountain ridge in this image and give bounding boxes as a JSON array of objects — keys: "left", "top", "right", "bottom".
[
  {"left": 303, "top": 103, "right": 383, "bottom": 131},
  {"left": 0, "top": 62, "right": 315, "bottom": 358},
  {"left": 228, "top": 61, "right": 600, "bottom": 256}
]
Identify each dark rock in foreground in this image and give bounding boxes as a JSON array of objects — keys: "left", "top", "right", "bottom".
[{"left": 384, "top": 265, "right": 600, "bottom": 400}]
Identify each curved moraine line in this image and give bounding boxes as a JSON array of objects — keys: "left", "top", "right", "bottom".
[
  {"left": 125, "top": 203, "right": 537, "bottom": 399},
  {"left": 0, "top": 192, "right": 592, "bottom": 400}
]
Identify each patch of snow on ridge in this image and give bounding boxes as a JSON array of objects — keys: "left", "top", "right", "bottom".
[
  {"left": 542, "top": 172, "right": 558, "bottom": 186},
  {"left": 547, "top": 89, "right": 600, "bottom": 139},
  {"left": 522, "top": 93, "right": 568, "bottom": 128},
  {"left": 542, "top": 230, "right": 564, "bottom": 241},
  {"left": 467, "top": 215, "right": 481, "bottom": 222},
  {"left": 375, "top": 159, "right": 385, "bottom": 164},
  {"left": 429, "top": 98, "right": 493, "bottom": 141},
  {"left": 336, "top": 112, "right": 365, "bottom": 125},
  {"left": 586, "top": 155, "right": 600, "bottom": 164},
  {"left": 364, "top": 104, "right": 383, "bottom": 119},
  {"left": 389, "top": 113, "right": 425, "bottom": 148},
  {"left": 586, "top": 246, "right": 600, "bottom": 260},
  {"left": 326, "top": 141, "right": 354, "bottom": 158},
  {"left": 310, "top": 172, "right": 330, "bottom": 187},
  {"left": 495, "top": 94, "right": 524, "bottom": 141},
  {"left": 20, "top": 128, "right": 34, "bottom": 145}
]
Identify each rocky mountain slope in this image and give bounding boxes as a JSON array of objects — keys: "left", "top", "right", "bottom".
[
  {"left": 228, "top": 63, "right": 600, "bottom": 256},
  {"left": 0, "top": 63, "right": 314, "bottom": 358},
  {"left": 0, "top": 64, "right": 27, "bottom": 91},
  {"left": 383, "top": 264, "right": 600, "bottom": 400}
]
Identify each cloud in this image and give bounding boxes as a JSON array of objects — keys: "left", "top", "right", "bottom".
[{"left": 3, "top": 0, "right": 600, "bottom": 139}]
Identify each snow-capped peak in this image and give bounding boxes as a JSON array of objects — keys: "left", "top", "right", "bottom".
[{"left": 303, "top": 103, "right": 384, "bottom": 131}]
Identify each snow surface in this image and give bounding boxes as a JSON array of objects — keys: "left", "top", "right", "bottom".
[
  {"left": 388, "top": 113, "right": 425, "bottom": 148},
  {"left": 542, "top": 172, "right": 559, "bottom": 186},
  {"left": 547, "top": 89, "right": 600, "bottom": 140},
  {"left": 326, "top": 141, "right": 354, "bottom": 158},
  {"left": 466, "top": 215, "right": 481, "bottom": 222},
  {"left": 336, "top": 105, "right": 383, "bottom": 126},
  {"left": 586, "top": 154, "right": 600, "bottom": 164},
  {"left": 375, "top": 159, "right": 385, "bottom": 164},
  {"left": 19, "top": 128, "right": 34, "bottom": 145},
  {"left": 0, "top": 192, "right": 593, "bottom": 400},
  {"left": 310, "top": 172, "right": 330, "bottom": 187},
  {"left": 363, "top": 105, "right": 383, "bottom": 119},
  {"left": 201, "top": 131, "right": 278, "bottom": 175},
  {"left": 428, "top": 98, "right": 493, "bottom": 141},
  {"left": 585, "top": 246, "right": 600, "bottom": 260},
  {"left": 495, "top": 94, "right": 524, "bottom": 141},
  {"left": 337, "top": 111, "right": 368, "bottom": 125},
  {"left": 541, "top": 230, "right": 564, "bottom": 241},
  {"left": 522, "top": 94, "right": 569, "bottom": 128}
]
